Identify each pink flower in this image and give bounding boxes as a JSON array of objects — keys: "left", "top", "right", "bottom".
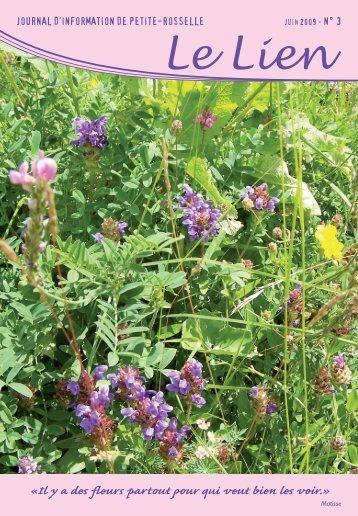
[
  {"left": 192, "top": 109, "right": 218, "bottom": 130},
  {"left": 9, "top": 162, "right": 34, "bottom": 185},
  {"left": 9, "top": 151, "right": 57, "bottom": 186},
  {"left": 32, "top": 151, "right": 57, "bottom": 180},
  {"left": 196, "top": 418, "right": 211, "bottom": 430}
]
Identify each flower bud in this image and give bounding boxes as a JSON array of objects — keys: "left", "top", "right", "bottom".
[
  {"left": 241, "top": 259, "right": 253, "bottom": 269},
  {"left": 273, "top": 227, "right": 283, "bottom": 239},
  {"left": 261, "top": 310, "right": 271, "bottom": 322},
  {"left": 331, "top": 436, "right": 347, "bottom": 452},
  {"left": 171, "top": 119, "right": 183, "bottom": 134},
  {"left": 331, "top": 213, "right": 343, "bottom": 228},
  {"left": 267, "top": 242, "right": 278, "bottom": 254},
  {"left": 314, "top": 367, "right": 336, "bottom": 395},
  {"left": 242, "top": 197, "right": 254, "bottom": 210},
  {"left": 331, "top": 355, "right": 352, "bottom": 385}
]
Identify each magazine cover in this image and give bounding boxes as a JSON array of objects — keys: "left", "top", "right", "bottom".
[{"left": 0, "top": 0, "right": 356, "bottom": 514}]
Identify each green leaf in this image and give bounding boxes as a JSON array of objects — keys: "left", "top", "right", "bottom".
[
  {"left": 108, "top": 352, "right": 119, "bottom": 367},
  {"left": 47, "top": 424, "right": 66, "bottom": 436},
  {"left": 0, "top": 401, "right": 14, "bottom": 424},
  {"left": 113, "top": 453, "right": 134, "bottom": 472},
  {"left": 102, "top": 238, "right": 119, "bottom": 261},
  {"left": 58, "top": 449, "right": 86, "bottom": 473},
  {"left": 67, "top": 269, "right": 79, "bottom": 283},
  {"left": 6, "top": 364, "right": 24, "bottom": 383},
  {"left": 182, "top": 310, "right": 254, "bottom": 356},
  {"left": 347, "top": 390, "right": 358, "bottom": 413},
  {"left": 159, "top": 348, "right": 177, "bottom": 369},
  {"left": 248, "top": 156, "right": 321, "bottom": 216},
  {"left": 10, "top": 302, "right": 34, "bottom": 324},
  {"left": 187, "top": 157, "right": 236, "bottom": 215},
  {"left": 146, "top": 342, "right": 163, "bottom": 366},
  {"left": 47, "top": 410, "right": 71, "bottom": 421},
  {"left": 8, "top": 383, "right": 33, "bottom": 398},
  {"left": 9, "top": 137, "right": 26, "bottom": 153},
  {"left": 30, "top": 130, "right": 42, "bottom": 154},
  {"left": 284, "top": 114, "right": 355, "bottom": 175},
  {"left": 220, "top": 218, "right": 243, "bottom": 236},
  {"left": 0, "top": 455, "right": 18, "bottom": 467},
  {"left": 348, "top": 445, "right": 357, "bottom": 466},
  {"left": 72, "top": 189, "right": 85, "bottom": 205}
]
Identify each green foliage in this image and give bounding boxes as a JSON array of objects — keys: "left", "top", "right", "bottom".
[{"left": 0, "top": 50, "right": 357, "bottom": 474}]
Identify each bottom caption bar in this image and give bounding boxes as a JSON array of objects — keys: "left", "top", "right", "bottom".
[{"left": 1, "top": 474, "right": 355, "bottom": 515}]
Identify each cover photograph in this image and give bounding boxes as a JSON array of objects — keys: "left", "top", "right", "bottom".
[{"left": 0, "top": 0, "right": 356, "bottom": 514}]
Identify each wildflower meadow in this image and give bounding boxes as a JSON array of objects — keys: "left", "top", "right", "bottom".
[{"left": 0, "top": 47, "right": 357, "bottom": 474}]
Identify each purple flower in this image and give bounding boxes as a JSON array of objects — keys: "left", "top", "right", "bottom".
[
  {"left": 90, "top": 385, "right": 113, "bottom": 409},
  {"left": 250, "top": 386, "right": 259, "bottom": 398},
  {"left": 333, "top": 355, "right": 345, "bottom": 368},
  {"left": 281, "top": 284, "right": 303, "bottom": 328},
  {"left": 80, "top": 411, "right": 101, "bottom": 433},
  {"left": 121, "top": 390, "right": 173, "bottom": 441},
  {"left": 271, "top": 197, "right": 280, "bottom": 205},
  {"left": 245, "top": 186, "right": 255, "bottom": 196},
  {"left": 154, "top": 420, "right": 169, "bottom": 440},
  {"left": 71, "top": 116, "right": 109, "bottom": 149},
  {"left": 67, "top": 381, "right": 80, "bottom": 396},
  {"left": 75, "top": 404, "right": 91, "bottom": 418},
  {"left": 65, "top": 366, "right": 117, "bottom": 448},
  {"left": 76, "top": 401, "right": 102, "bottom": 433},
  {"left": 121, "top": 407, "right": 134, "bottom": 417},
  {"left": 116, "top": 221, "right": 128, "bottom": 237},
  {"left": 74, "top": 384, "right": 113, "bottom": 434},
  {"left": 111, "top": 366, "right": 146, "bottom": 403},
  {"left": 192, "top": 108, "right": 218, "bottom": 130},
  {"left": 240, "top": 183, "right": 279, "bottom": 212},
  {"left": 175, "top": 184, "right": 203, "bottom": 209},
  {"left": 18, "top": 456, "right": 38, "bottom": 474},
  {"left": 168, "top": 446, "right": 179, "bottom": 457},
  {"left": 166, "top": 359, "right": 206, "bottom": 407},
  {"left": 180, "top": 424, "right": 191, "bottom": 436},
  {"left": 174, "top": 185, "right": 221, "bottom": 242},
  {"left": 174, "top": 184, "right": 205, "bottom": 211},
  {"left": 183, "top": 203, "right": 222, "bottom": 242},
  {"left": 93, "top": 365, "right": 108, "bottom": 381},
  {"left": 159, "top": 421, "right": 192, "bottom": 459},
  {"left": 118, "top": 363, "right": 196, "bottom": 457},
  {"left": 93, "top": 232, "right": 104, "bottom": 244},
  {"left": 168, "top": 417, "right": 178, "bottom": 431},
  {"left": 167, "top": 374, "right": 190, "bottom": 396},
  {"left": 267, "top": 199, "right": 275, "bottom": 211},
  {"left": 107, "top": 373, "right": 119, "bottom": 388},
  {"left": 266, "top": 402, "right": 279, "bottom": 415},
  {"left": 143, "top": 427, "right": 155, "bottom": 441},
  {"left": 187, "top": 359, "right": 203, "bottom": 378},
  {"left": 191, "top": 394, "right": 206, "bottom": 407}
]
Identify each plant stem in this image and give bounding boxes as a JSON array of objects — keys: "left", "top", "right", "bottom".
[
  {"left": 65, "top": 66, "right": 80, "bottom": 115},
  {"left": 0, "top": 52, "right": 24, "bottom": 107}
]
